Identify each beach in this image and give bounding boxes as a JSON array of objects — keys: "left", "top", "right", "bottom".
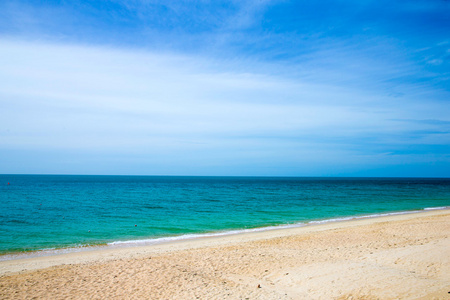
[{"left": 1, "top": 209, "right": 449, "bottom": 299}]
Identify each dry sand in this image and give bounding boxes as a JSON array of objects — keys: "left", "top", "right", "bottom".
[{"left": 1, "top": 209, "right": 449, "bottom": 299}]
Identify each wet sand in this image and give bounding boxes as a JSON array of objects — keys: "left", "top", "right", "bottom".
[{"left": 1, "top": 209, "right": 449, "bottom": 299}]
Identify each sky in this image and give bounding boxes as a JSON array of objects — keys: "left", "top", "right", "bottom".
[{"left": 0, "top": 0, "right": 449, "bottom": 177}]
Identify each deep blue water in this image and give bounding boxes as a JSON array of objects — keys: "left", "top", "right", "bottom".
[{"left": 0, "top": 175, "right": 449, "bottom": 256}]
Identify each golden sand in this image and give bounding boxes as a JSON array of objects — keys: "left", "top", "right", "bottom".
[{"left": 1, "top": 210, "right": 449, "bottom": 299}]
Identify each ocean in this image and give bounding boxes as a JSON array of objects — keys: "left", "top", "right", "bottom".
[{"left": 1, "top": 175, "right": 449, "bottom": 259}]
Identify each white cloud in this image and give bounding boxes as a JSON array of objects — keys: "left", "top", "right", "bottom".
[{"left": 1, "top": 39, "right": 449, "bottom": 175}]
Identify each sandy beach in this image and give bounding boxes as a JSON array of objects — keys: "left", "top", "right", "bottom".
[{"left": 1, "top": 209, "right": 449, "bottom": 299}]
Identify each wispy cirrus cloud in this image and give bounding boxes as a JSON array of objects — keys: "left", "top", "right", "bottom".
[{"left": 1, "top": 38, "right": 449, "bottom": 175}]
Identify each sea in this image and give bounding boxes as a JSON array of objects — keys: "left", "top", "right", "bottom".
[{"left": 1, "top": 175, "right": 449, "bottom": 260}]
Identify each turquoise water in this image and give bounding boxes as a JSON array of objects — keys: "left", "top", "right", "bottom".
[{"left": 1, "top": 175, "right": 449, "bottom": 256}]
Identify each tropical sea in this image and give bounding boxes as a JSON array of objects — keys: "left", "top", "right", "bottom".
[{"left": 1, "top": 175, "right": 449, "bottom": 260}]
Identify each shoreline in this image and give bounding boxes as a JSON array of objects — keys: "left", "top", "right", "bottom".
[
  {"left": 1, "top": 206, "right": 448, "bottom": 264},
  {"left": 1, "top": 208, "right": 449, "bottom": 275}
]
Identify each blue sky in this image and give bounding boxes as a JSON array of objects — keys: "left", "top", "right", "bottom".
[{"left": 1, "top": 0, "right": 449, "bottom": 176}]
